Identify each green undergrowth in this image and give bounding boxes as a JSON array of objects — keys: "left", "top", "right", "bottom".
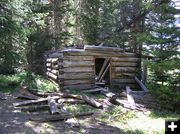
[{"left": 0, "top": 72, "right": 57, "bottom": 93}]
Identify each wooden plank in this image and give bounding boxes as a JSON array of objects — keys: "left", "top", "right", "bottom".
[
  {"left": 99, "top": 64, "right": 110, "bottom": 82},
  {"left": 96, "top": 58, "right": 110, "bottom": 81},
  {"left": 13, "top": 96, "right": 60, "bottom": 107},
  {"left": 111, "top": 79, "right": 136, "bottom": 84},
  {"left": 57, "top": 99, "right": 85, "bottom": 104},
  {"left": 111, "top": 73, "right": 136, "bottom": 79},
  {"left": 111, "top": 62, "right": 138, "bottom": 67},
  {"left": 62, "top": 61, "right": 94, "bottom": 67},
  {"left": 61, "top": 67, "right": 94, "bottom": 73},
  {"left": 135, "top": 77, "right": 149, "bottom": 92},
  {"left": 84, "top": 45, "right": 123, "bottom": 52},
  {"left": 59, "top": 72, "right": 94, "bottom": 80},
  {"left": 82, "top": 94, "right": 102, "bottom": 108},
  {"left": 62, "top": 84, "right": 95, "bottom": 90},
  {"left": 113, "top": 67, "right": 137, "bottom": 73},
  {"left": 29, "top": 112, "right": 94, "bottom": 122},
  {"left": 63, "top": 50, "right": 136, "bottom": 57},
  {"left": 126, "top": 86, "right": 136, "bottom": 106},
  {"left": 112, "top": 57, "right": 140, "bottom": 62},
  {"left": 60, "top": 79, "right": 94, "bottom": 85},
  {"left": 64, "top": 56, "right": 94, "bottom": 61}
]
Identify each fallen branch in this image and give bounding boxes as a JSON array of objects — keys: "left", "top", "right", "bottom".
[{"left": 29, "top": 112, "right": 94, "bottom": 122}]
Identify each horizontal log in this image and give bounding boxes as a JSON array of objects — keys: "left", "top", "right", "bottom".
[
  {"left": 61, "top": 67, "right": 94, "bottom": 73},
  {"left": 63, "top": 50, "right": 136, "bottom": 57},
  {"left": 46, "top": 58, "right": 59, "bottom": 62},
  {"left": 47, "top": 69, "right": 59, "bottom": 75},
  {"left": 111, "top": 79, "right": 136, "bottom": 84},
  {"left": 111, "top": 73, "right": 136, "bottom": 79},
  {"left": 46, "top": 72, "right": 58, "bottom": 80},
  {"left": 112, "top": 57, "right": 140, "bottom": 62},
  {"left": 60, "top": 79, "right": 94, "bottom": 85},
  {"left": 61, "top": 84, "right": 95, "bottom": 90},
  {"left": 59, "top": 72, "right": 94, "bottom": 80},
  {"left": 84, "top": 45, "right": 123, "bottom": 52},
  {"left": 61, "top": 61, "right": 94, "bottom": 67},
  {"left": 113, "top": 67, "right": 138, "bottom": 72},
  {"left": 46, "top": 63, "right": 58, "bottom": 68},
  {"left": 63, "top": 56, "right": 94, "bottom": 61},
  {"left": 111, "top": 62, "right": 138, "bottom": 67}
]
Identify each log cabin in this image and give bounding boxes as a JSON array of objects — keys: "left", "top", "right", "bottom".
[{"left": 44, "top": 45, "right": 141, "bottom": 90}]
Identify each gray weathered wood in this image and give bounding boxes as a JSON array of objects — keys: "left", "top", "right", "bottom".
[
  {"left": 61, "top": 67, "right": 94, "bottom": 73},
  {"left": 46, "top": 72, "right": 58, "bottom": 80},
  {"left": 84, "top": 45, "right": 123, "bottom": 52},
  {"left": 63, "top": 56, "right": 94, "bottom": 61},
  {"left": 112, "top": 57, "right": 140, "bottom": 62},
  {"left": 126, "top": 86, "right": 136, "bottom": 106},
  {"left": 82, "top": 95, "right": 102, "bottom": 108},
  {"left": 111, "top": 79, "right": 136, "bottom": 84},
  {"left": 99, "top": 64, "right": 110, "bottom": 82},
  {"left": 29, "top": 112, "right": 94, "bottom": 122},
  {"left": 111, "top": 62, "right": 138, "bottom": 67},
  {"left": 113, "top": 67, "right": 137, "bottom": 72},
  {"left": 59, "top": 72, "right": 94, "bottom": 80},
  {"left": 13, "top": 96, "right": 60, "bottom": 107},
  {"left": 62, "top": 61, "right": 94, "bottom": 67},
  {"left": 60, "top": 79, "right": 94, "bottom": 85},
  {"left": 48, "top": 99, "right": 59, "bottom": 114},
  {"left": 135, "top": 77, "right": 149, "bottom": 92},
  {"left": 96, "top": 58, "right": 110, "bottom": 81},
  {"left": 62, "top": 84, "right": 95, "bottom": 90}
]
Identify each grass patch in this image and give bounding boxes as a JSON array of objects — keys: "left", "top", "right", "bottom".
[{"left": 0, "top": 71, "right": 57, "bottom": 93}]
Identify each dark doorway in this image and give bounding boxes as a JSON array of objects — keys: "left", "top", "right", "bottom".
[{"left": 95, "top": 58, "right": 110, "bottom": 86}]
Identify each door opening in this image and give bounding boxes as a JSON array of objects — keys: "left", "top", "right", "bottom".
[{"left": 95, "top": 58, "right": 110, "bottom": 87}]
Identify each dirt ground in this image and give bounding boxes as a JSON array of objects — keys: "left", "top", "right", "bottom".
[{"left": 0, "top": 93, "right": 123, "bottom": 134}]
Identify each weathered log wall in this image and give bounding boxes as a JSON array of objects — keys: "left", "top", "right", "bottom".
[
  {"left": 59, "top": 53, "right": 95, "bottom": 90},
  {"left": 44, "top": 45, "right": 140, "bottom": 90}
]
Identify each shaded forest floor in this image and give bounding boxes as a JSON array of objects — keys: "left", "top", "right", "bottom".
[
  {"left": 0, "top": 93, "right": 123, "bottom": 134},
  {"left": 1, "top": 91, "right": 180, "bottom": 134}
]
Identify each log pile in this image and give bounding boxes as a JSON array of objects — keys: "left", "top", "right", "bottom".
[
  {"left": 13, "top": 84, "right": 159, "bottom": 123},
  {"left": 43, "top": 50, "right": 63, "bottom": 82}
]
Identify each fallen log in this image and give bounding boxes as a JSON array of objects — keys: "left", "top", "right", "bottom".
[
  {"left": 18, "top": 105, "right": 50, "bottom": 112},
  {"left": 48, "top": 99, "right": 59, "bottom": 114},
  {"left": 29, "top": 112, "right": 94, "bottom": 122},
  {"left": 28, "top": 91, "right": 82, "bottom": 100},
  {"left": 13, "top": 96, "right": 60, "bottom": 107},
  {"left": 82, "top": 88, "right": 104, "bottom": 93},
  {"left": 82, "top": 95, "right": 102, "bottom": 108},
  {"left": 57, "top": 99, "right": 85, "bottom": 104}
]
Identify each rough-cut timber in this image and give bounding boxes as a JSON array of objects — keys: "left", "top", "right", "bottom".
[{"left": 44, "top": 45, "right": 140, "bottom": 90}]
